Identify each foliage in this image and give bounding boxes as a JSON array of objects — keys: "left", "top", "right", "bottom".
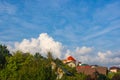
[
  {"left": 0, "top": 51, "right": 56, "bottom": 80},
  {"left": 61, "top": 73, "right": 87, "bottom": 80},
  {"left": 108, "top": 72, "right": 120, "bottom": 80},
  {"left": 0, "top": 44, "right": 11, "bottom": 69},
  {"left": 47, "top": 51, "right": 54, "bottom": 62},
  {"left": 108, "top": 72, "right": 116, "bottom": 79},
  {"left": 97, "top": 74, "right": 110, "bottom": 80},
  {"left": 111, "top": 72, "right": 120, "bottom": 80},
  {"left": 0, "top": 44, "right": 120, "bottom": 80}
]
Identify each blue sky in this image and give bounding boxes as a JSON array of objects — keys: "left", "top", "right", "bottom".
[{"left": 0, "top": 0, "right": 120, "bottom": 66}]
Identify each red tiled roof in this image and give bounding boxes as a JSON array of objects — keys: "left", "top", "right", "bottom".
[{"left": 67, "top": 56, "right": 76, "bottom": 61}]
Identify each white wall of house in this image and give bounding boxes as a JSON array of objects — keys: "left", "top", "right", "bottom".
[
  {"left": 110, "top": 69, "right": 118, "bottom": 73},
  {"left": 67, "top": 62, "right": 76, "bottom": 68}
]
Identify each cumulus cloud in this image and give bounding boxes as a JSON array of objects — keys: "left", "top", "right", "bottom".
[
  {"left": 98, "top": 51, "right": 112, "bottom": 60},
  {"left": 96, "top": 51, "right": 120, "bottom": 66},
  {"left": 38, "top": 33, "right": 63, "bottom": 58},
  {"left": 64, "top": 49, "right": 71, "bottom": 58},
  {"left": 10, "top": 33, "right": 63, "bottom": 58},
  {"left": 75, "top": 46, "right": 93, "bottom": 55},
  {"left": 64, "top": 46, "right": 93, "bottom": 62},
  {"left": 14, "top": 38, "right": 40, "bottom": 54},
  {"left": 8, "top": 33, "right": 120, "bottom": 67},
  {"left": 65, "top": 47, "right": 120, "bottom": 67}
]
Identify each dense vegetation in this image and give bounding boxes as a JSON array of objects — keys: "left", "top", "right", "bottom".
[{"left": 0, "top": 44, "right": 120, "bottom": 80}]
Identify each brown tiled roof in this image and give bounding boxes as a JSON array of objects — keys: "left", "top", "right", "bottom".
[
  {"left": 77, "top": 67, "right": 96, "bottom": 75},
  {"left": 110, "top": 66, "right": 120, "bottom": 70},
  {"left": 76, "top": 66, "right": 108, "bottom": 76},
  {"left": 96, "top": 67, "right": 108, "bottom": 75}
]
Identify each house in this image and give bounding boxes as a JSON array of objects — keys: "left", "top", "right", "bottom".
[
  {"left": 62, "top": 56, "right": 76, "bottom": 68},
  {"left": 95, "top": 66, "right": 108, "bottom": 75},
  {"left": 77, "top": 61, "right": 82, "bottom": 66},
  {"left": 109, "top": 66, "right": 120, "bottom": 73},
  {"left": 76, "top": 65, "right": 108, "bottom": 79},
  {"left": 76, "top": 65, "right": 93, "bottom": 75}
]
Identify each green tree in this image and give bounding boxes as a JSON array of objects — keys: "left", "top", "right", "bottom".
[
  {"left": 34, "top": 52, "right": 45, "bottom": 60},
  {"left": 112, "top": 72, "right": 120, "bottom": 80},
  {"left": 0, "top": 51, "right": 34, "bottom": 80},
  {"left": 47, "top": 51, "right": 54, "bottom": 62},
  {"left": 0, "top": 44, "right": 11, "bottom": 69},
  {"left": 108, "top": 72, "right": 115, "bottom": 79}
]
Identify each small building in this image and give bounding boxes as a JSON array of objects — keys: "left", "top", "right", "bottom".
[
  {"left": 95, "top": 67, "right": 108, "bottom": 75},
  {"left": 62, "top": 56, "right": 76, "bottom": 68},
  {"left": 76, "top": 65, "right": 108, "bottom": 79},
  {"left": 110, "top": 66, "right": 120, "bottom": 73}
]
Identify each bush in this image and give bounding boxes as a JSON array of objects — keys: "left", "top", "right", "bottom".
[{"left": 112, "top": 73, "right": 120, "bottom": 80}]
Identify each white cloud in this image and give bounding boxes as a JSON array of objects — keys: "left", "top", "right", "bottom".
[
  {"left": 9, "top": 33, "right": 63, "bottom": 58},
  {"left": 65, "top": 47, "right": 120, "bottom": 67},
  {"left": 75, "top": 46, "right": 93, "bottom": 55},
  {"left": 38, "top": 33, "right": 63, "bottom": 58},
  {"left": 63, "top": 46, "right": 93, "bottom": 63},
  {"left": 98, "top": 51, "right": 112, "bottom": 60},
  {"left": 96, "top": 51, "right": 120, "bottom": 66},
  {"left": 78, "top": 50, "right": 120, "bottom": 67},
  {"left": 64, "top": 49, "right": 71, "bottom": 58},
  {"left": 14, "top": 38, "right": 40, "bottom": 54},
  {"left": 7, "top": 33, "right": 120, "bottom": 67}
]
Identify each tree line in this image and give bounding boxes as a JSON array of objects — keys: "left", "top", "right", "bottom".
[{"left": 0, "top": 44, "right": 120, "bottom": 80}]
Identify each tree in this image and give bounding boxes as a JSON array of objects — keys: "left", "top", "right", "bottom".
[
  {"left": 0, "top": 51, "right": 34, "bottom": 80},
  {"left": 112, "top": 72, "right": 120, "bottom": 80},
  {"left": 0, "top": 44, "right": 11, "bottom": 68},
  {"left": 47, "top": 51, "right": 54, "bottom": 62},
  {"left": 34, "top": 52, "right": 45, "bottom": 60}
]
